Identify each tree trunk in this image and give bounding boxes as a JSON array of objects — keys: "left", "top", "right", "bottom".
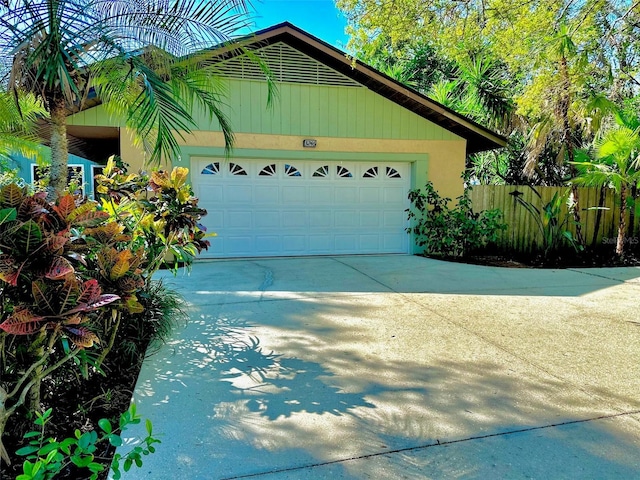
[
  {"left": 559, "top": 54, "right": 584, "bottom": 246},
  {"left": 616, "top": 183, "right": 627, "bottom": 256},
  {"left": 591, "top": 185, "right": 606, "bottom": 247},
  {"left": 628, "top": 184, "right": 637, "bottom": 240},
  {"left": 0, "top": 410, "right": 9, "bottom": 465},
  {"left": 47, "top": 100, "right": 69, "bottom": 202}
]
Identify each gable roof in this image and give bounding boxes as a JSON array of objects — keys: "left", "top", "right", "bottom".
[{"left": 215, "top": 22, "right": 506, "bottom": 154}]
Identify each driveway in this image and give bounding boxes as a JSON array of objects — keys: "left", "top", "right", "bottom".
[{"left": 117, "top": 255, "right": 640, "bottom": 479}]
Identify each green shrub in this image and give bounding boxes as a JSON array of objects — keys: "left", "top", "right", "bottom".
[
  {"left": 15, "top": 404, "right": 160, "bottom": 480},
  {"left": 0, "top": 157, "right": 209, "bottom": 467},
  {"left": 406, "top": 182, "right": 506, "bottom": 257}
]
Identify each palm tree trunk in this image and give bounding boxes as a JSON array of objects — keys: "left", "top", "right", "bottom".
[
  {"left": 591, "top": 186, "right": 606, "bottom": 247},
  {"left": 628, "top": 184, "right": 637, "bottom": 240},
  {"left": 559, "top": 54, "right": 584, "bottom": 246},
  {"left": 47, "top": 100, "right": 69, "bottom": 201},
  {"left": 616, "top": 183, "right": 627, "bottom": 256}
]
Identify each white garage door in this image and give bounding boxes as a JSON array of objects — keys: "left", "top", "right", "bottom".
[{"left": 191, "top": 158, "right": 411, "bottom": 258}]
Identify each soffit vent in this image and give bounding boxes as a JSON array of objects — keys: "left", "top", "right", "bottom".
[{"left": 213, "top": 42, "right": 361, "bottom": 87}]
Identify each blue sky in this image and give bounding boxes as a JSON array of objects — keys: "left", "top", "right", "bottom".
[{"left": 249, "top": 0, "right": 350, "bottom": 49}]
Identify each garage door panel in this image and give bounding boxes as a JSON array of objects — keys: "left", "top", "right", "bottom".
[
  {"left": 383, "top": 187, "right": 406, "bottom": 203},
  {"left": 309, "top": 186, "right": 332, "bottom": 203},
  {"left": 226, "top": 211, "right": 253, "bottom": 228},
  {"left": 226, "top": 185, "right": 253, "bottom": 203},
  {"left": 282, "top": 186, "right": 307, "bottom": 203},
  {"left": 205, "top": 211, "right": 223, "bottom": 230},
  {"left": 226, "top": 236, "right": 253, "bottom": 254},
  {"left": 334, "top": 187, "right": 357, "bottom": 203},
  {"left": 195, "top": 184, "right": 223, "bottom": 202},
  {"left": 192, "top": 158, "right": 410, "bottom": 257},
  {"left": 360, "top": 235, "right": 380, "bottom": 250},
  {"left": 359, "top": 187, "right": 381, "bottom": 203},
  {"left": 360, "top": 211, "right": 380, "bottom": 227},
  {"left": 255, "top": 236, "right": 280, "bottom": 254},
  {"left": 383, "top": 211, "right": 406, "bottom": 228},
  {"left": 255, "top": 186, "right": 280, "bottom": 203},
  {"left": 335, "top": 235, "right": 357, "bottom": 252},
  {"left": 384, "top": 234, "right": 406, "bottom": 251},
  {"left": 283, "top": 235, "right": 306, "bottom": 252},
  {"left": 335, "top": 211, "right": 357, "bottom": 227},
  {"left": 309, "top": 210, "right": 332, "bottom": 227},
  {"left": 309, "top": 235, "right": 333, "bottom": 253},
  {"left": 254, "top": 211, "right": 280, "bottom": 228},
  {"left": 282, "top": 211, "right": 307, "bottom": 227}
]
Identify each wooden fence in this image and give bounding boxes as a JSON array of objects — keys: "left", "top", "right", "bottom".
[{"left": 469, "top": 185, "right": 640, "bottom": 253}]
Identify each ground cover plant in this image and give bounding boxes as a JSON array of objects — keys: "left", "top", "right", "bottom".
[{"left": 0, "top": 159, "right": 209, "bottom": 478}]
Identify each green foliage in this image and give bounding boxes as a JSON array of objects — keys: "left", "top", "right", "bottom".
[
  {"left": 0, "top": 0, "right": 275, "bottom": 197},
  {"left": 512, "top": 188, "right": 581, "bottom": 257},
  {"left": 572, "top": 108, "right": 640, "bottom": 255},
  {"left": 116, "top": 279, "right": 188, "bottom": 362},
  {"left": 0, "top": 160, "right": 208, "bottom": 466},
  {"left": 15, "top": 404, "right": 160, "bottom": 480},
  {"left": 339, "top": 0, "right": 640, "bottom": 186},
  {"left": 406, "top": 182, "right": 506, "bottom": 257}
]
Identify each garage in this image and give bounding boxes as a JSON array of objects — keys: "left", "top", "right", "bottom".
[
  {"left": 67, "top": 22, "right": 505, "bottom": 259},
  {"left": 191, "top": 157, "right": 411, "bottom": 258}
]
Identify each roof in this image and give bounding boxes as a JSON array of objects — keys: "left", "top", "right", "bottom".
[
  {"left": 217, "top": 22, "right": 507, "bottom": 154},
  {"left": 61, "top": 22, "right": 506, "bottom": 158}
]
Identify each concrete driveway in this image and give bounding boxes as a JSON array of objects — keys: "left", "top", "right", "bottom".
[{"left": 117, "top": 255, "right": 640, "bottom": 479}]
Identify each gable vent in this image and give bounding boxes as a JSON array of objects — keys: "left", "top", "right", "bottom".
[{"left": 213, "top": 42, "right": 361, "bottom": 87}]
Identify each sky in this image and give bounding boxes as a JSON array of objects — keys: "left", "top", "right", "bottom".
[{"left": 248, "top": 0, "right": 350, "bottom": 50}]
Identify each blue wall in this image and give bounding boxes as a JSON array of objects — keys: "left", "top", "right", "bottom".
[{"left": 8, "top": 151, "right": 101, "bottom": 199}]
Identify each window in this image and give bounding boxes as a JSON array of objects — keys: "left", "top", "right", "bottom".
[
  {"left": 363, "top": 167, "right": 378, "bottom": 178},
  {"left": 229, "top": 162, "right": 247, "bottom": 176},
  {"left": 312, "top": 165, "right": 329, "bottom": 177},
  {"left": 259, "top": 164, "right": 277, "bottom": 176},
  {"left": 386, "top": 167, "right": 401, "bottom": 178},
  {"left": 32, "top": 164, "right": 85, "bottom": 196},
  {"left": 337, "top": 165, "right": 352, "bottom": 178},
  {"left": 202, "top": 162, "right": 220, "bottom": 175},
  {"left": 285, "top": 164, "right": 301, "bottom": 177},
  {"left": 91, "top": 165, "right": 104, "bottom": 200}
]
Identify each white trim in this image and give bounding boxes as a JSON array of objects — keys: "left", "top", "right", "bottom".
[{"left": 31, "top": 163, "right": 86, "bottom": 196}]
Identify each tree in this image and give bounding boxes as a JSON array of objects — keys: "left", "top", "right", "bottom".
[
  {"left": 338, "top": 0, "right": 639, "bottom": 186},
  {"left": 0, "top": 0, "right": 263, "bottom": 200},
  {"left": 573, "top": 110, "right": 640, "bottom": 256},
  {"left": 0, "top": 91, "right": 47, "bottom": 173}
]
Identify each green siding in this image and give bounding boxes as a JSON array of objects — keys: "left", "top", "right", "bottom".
[{"left": 67, "top": 79, "right": 461, "bottom": 142}]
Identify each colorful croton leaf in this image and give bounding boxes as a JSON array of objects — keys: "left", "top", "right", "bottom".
[
  {"left": 0, "top": 254, "right": 21, "bottom": 286},
  {"left": 0, "top": 279, "right": 119, "bottom": 347},
  {"left": 0, "top": 183, "right": 26, "bottom": 208},
  {"left": 0, "top": 308, "right": 46, "bottom": 335}
]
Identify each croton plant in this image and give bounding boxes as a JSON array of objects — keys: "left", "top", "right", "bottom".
[{"left": 0, "top": 159, "right": 210, "bottom": 465}]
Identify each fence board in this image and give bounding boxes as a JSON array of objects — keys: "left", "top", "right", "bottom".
[{"left": 471, "top": 185, "right": 637, "bottom": 253}]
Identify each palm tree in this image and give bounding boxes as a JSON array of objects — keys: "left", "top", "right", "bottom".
[
  {"left": 0, "top": 0, "right": 261, "bottom": 199},
  {"left": 0, "top": 90, "right": 47, "bottom": 173},
  {"left": 573, "top": 111, "right": 640, "bottom": 256}
]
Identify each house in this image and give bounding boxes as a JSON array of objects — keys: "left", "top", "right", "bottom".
[
  {"left": 9, "top": 150, "right": 102, "bottom": 200},
  {"left": 65, "top": 22, "right": 505, "bottom": 258}
]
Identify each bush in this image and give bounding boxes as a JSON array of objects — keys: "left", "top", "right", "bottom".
[
  {"left": 406, "top": 182, "right": 506, "bottom": 257},
  {"left": 0, "top": 157, "right": 209, "bottom": 472}
]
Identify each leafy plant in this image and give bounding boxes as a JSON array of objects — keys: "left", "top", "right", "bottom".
[
  {"left": 406, "top": 181, "right": 506, "bottom": 257},
  {"left": 116, "top": 279, "right": 188, "bottom": 363},
  {"left": 512, "top": 187, "right": 582, "bottom": 257},
  {"left": 15, "top": 404, "right": 160, "bottom": 480},
  {"left": 572, "top": 109, "right": 640, "bottom": 256},
  {"left": 1, "top": 161, "right": 208, "bottom": 468}
]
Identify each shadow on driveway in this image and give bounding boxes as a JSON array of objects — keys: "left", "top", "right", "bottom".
[{"left": 119, "top": 255, "right": 640, "bottom": 479}]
